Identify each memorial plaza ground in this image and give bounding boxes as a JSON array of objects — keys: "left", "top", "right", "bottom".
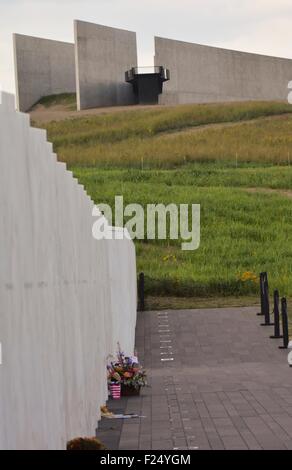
[{"left": 97, "top": 307, "right": 292, "bottom": 450}]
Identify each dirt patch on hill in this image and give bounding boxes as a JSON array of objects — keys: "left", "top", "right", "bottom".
[
  {"left": 30, "top": 103, "right": 165, "bottom": 124},
  {"left": 244, "top": 187, "right": 292, "bottom": 198},
  {"left": 158, "top": 113, "right": 291, "bottom": 139}
]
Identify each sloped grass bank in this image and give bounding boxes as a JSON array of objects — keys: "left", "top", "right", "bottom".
[{"left": 73, "top": 164, "right": 292, "bottom": 299}]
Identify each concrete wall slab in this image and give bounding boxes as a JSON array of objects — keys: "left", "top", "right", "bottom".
[
  {"left": 155, "top": 37, "right": 292, "bottom": 104},
  {"left": 74, "top": 21, "right": 137, "bottom": 110},
  {"left": 0, "top": 92, "right": 137, "bottom": 449},
  {"left": 14, "top": 34, "right": 76, "bottom": 112}
]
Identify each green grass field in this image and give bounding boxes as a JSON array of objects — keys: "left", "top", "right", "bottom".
[
  {"left": 35, "top": 100, "right": 292, "bottom": 310},
  {"left": 73, "top": 165, "right": 292, "bottom": 299}
]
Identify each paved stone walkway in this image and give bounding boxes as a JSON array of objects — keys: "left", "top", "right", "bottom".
[{"left": 97, "top": 307, "right": 292, "bottom": 450}]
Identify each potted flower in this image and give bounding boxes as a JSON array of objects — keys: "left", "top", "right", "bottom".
[
  {"left": 107, "top": 344, "right": 147, "bottom": 397},
  {"left": 120, "top": 358, "right": 147, "bottom": 396}
]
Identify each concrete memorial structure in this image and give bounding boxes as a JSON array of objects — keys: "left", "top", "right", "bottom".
[
  {"left": 0, "top": 92, "right": 137, "bottom": 450},
  {"left": 13, "top": 34, "right": 76, "bottom": 112},
  {"left": 154, "top": 36, "right": 292, "bottom": 105},
  {"left": 13, "top": 22, "right": 292, "bottom": 111},
  {"left": 74, "top": 20, "right": 137, "bottom": 110}
]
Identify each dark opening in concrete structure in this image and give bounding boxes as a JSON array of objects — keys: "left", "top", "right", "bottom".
[{"left": 125, "top": 66, "right": 170, "bottom": 104}]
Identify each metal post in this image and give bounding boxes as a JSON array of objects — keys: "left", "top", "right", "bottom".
[
  {"left": 260, "top": 273, "right": 274, "bottom": 326},
  {"left": 279, "top": 298, "right": 289, "bottom": 349},
  {"left": 257, "top": 272, "right": 265, "bottom": 316},
  {"left": 138, "top": 272, "right": 145, "bottom": 311},
  {"left": 270, "top": 290, "right": 283, "bottom": 339}
]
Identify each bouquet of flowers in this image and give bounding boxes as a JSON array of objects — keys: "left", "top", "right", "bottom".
[{"left": 107, "top": 343, "right": 147, "bottom": 394}]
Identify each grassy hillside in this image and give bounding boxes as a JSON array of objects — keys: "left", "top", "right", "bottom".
[
  {"left": 34, "top": 100, "right": 292, "bottom": 309},
  {"left": 73, "top": 165, "right": 292, "bottom": 299},
  {"left": 38, "top": 101, "right": 292, "bottom": 167},
  {"left": 35, "top": 93, "right": 76, "bottom": 110}
]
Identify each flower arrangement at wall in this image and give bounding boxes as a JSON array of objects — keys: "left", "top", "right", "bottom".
[{"left": 107, "top": 343, "right": 147, "bottom": 397}]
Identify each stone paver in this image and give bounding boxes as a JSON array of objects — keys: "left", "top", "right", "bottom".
[{"left": 97, "top": 307, "right": 292, "bottom": 450}]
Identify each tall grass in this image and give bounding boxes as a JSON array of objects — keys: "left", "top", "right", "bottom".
[{"left": 38, "top": 101, "right": 292, "bottom": 168}]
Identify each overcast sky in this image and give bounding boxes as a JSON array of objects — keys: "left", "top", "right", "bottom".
[{"left": 1, "top": 0, "right": 292, "bottom": 93}]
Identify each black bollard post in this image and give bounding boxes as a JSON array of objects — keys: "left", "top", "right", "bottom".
[
  {"left": 138, "top": 272, "right": 145, "bottom": 311},
  {"left": 270, "top": 290, "right": 283, "bottom": 339},
  {"left": 279, "top": 298, "right": 289, "bottom": 350},
  {"left": 257, "top": 272, "right": 266, "bottom": 316},
  {"left": 260, "top": 274, "right": 274, "bottom": 326}
]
